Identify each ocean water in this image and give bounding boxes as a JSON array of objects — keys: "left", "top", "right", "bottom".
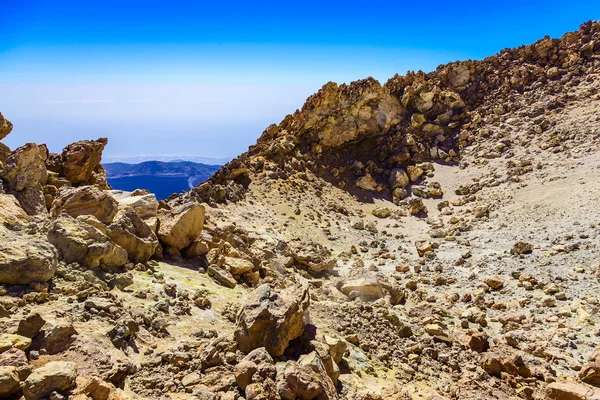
[{"left": 108, "top": 175, "right": 195, "bottom": 200}]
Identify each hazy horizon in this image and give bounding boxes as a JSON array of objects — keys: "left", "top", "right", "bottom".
[{"left": 2, "top": 1, "right": 599, "bottom": 159}]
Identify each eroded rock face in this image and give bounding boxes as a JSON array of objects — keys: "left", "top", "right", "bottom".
[
  {"left": 61, "top": 138, "right": 107, "bottom": 185},
  {"left": 47, "top": 216, "right": 128, "bottom": 269},
  {"left": 233, "top": 347, "right": 274, "bottom": 390},
  {"left": 108, "top": 210, "right": 159, "bottom": 263},
  {"left": 293, "top": 79, "right": 404, "bottom": 149},
  {"left": 0, "top": 113, "right": 13, "bottom": 141},
  {"left": 0, "top": 228, "right": 58, "bottom": 285},
  {"left": 235, "top": 284, "right": 310, "bottom": 357},
  {"left": 51, "top": 186, "right": 119, "bottom": 224},
  {"left": 157, "top": 203, "right": 205, "bottom": 250},
  {"left": 0, "top": 194, "right": 31, "bottom": 227},
  {"left": 1, "top": 143, "right": 48, "bottom": 191},
  {"left": 108, "top": 190, "right": 159, "bottom": 230}
]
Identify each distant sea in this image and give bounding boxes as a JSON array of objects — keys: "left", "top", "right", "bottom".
[
  {"left": 104, "top": 160, "right": 222, "bottom": 200},
  {"left": 107, "top": 175, "right": 203, "bottom": 200}
]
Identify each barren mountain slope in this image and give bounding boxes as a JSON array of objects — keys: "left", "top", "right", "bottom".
[
  {"left": 196, "top": 67, "right": 600, "bottom": 399},
  {"left": 0, "top": 21, "right": 600, "bottom": 400}
]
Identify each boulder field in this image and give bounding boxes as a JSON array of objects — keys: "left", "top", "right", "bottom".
[{"left": 1, "top": 21, "right": 600, "bottom": 400}]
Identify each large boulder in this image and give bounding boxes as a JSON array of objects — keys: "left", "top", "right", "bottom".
[
  {"left": 235, "top": 284, "right": 310, "bottom": 357},
  {"left": 61, "top": 138, "right": 107, "bottom": 185},
  {"left": 157, "top": 203, "right": 205, "bottom": 250},
  {"left": 22, "top": 361, "right": 77, "bottom": 400},
  {"left": 389, "top": 168, "right": 409, "bottom": 190},
  {"left": 108, "top": 210, "right": 159, "bottom": 263},
  {"left": 0, "top": 348, "right": 31, "bottom": 380},
  {"left": 546, "top": 381, "right": 600, "bottom": 400},
  {"left": 51, "top": 186, "right": 119, "bottom": 224},
  {"left": 0, "top": 228, "right": 58, "bottom": 285},
  {"left": 233, "top": 347, "right": 274, "bottom": 390},
  {"left": 0, "top": 113, "right": 12, "bottom": 141},
  {"left": 14, "top": 185, "right": 48, "bottom": 216},
  {"left": 31, "top": 319, "right": 78, "bottom": 354},
  {"left": 0, "top": 194, "right": 31, "bottom": 227},
  {"left": 290, "top": 241, "right": 337, "bottom": 274},
  {"left": 48, "top": 216, "right": 128, "bottom": 269},
  {"left": 580, "top": 348, "right": 600, "bottom": 387},
  {"left": 0, "top": 143, "right": 47, "bottom": 191},
  {"left": 293, "top": 79, "right": 403, "bottom": 149},
  {"left": 0, "top": 366, "right": 20, "bottom": 397},
  {"left": 339, "top": 269, "right": 384, "bottom": 301},
  {"left": 108, "top": 190, "right": 159, "bottom": 230},
  {"left": 276, "top": 357, "right": 338, "bottom": 400}
]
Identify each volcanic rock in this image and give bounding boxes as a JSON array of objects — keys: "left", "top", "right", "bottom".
[
  {"left": 235, "top": 283, "right": 310, "bottom": 356},
  {"left": 108, "top": 210, "right": 159, "bottom": 263},
  {"left": 61, "top": 138, "right": 107, "bottom": 185},
  {"left": 48, "top": 216, "right": 128, "bottom": 269},
  {"left": 22, "top": 361, "right": 77, "bottom": 400},
  {"left": 0, "top": 113, "right": 12, "bottom": 140},
  {"left": 51, "top": 186, "right": 119, "bottom": 224},
  {"left": 580, "top": 348, "right": 600, "bottom": 387},
  {"left": 157, "top": 202, "right": 205, "bottom": 250},
  {"left": 546, "top": 381, "right": 600, "bottom": 400},
  {"left": 0, "top": 143, "right": 48, "bottom": 191},
  {"left": 339, "top": 269, "right": 384, "bottom": 300},
  {"left": 108, "top": 190, "right": 159, "bottom": 230},
  {"left": 0, "top": 228, "right": 58, "bottom": 285},
  {"left": 290, "top": 241, "right": 337, "bottom": 274},
  {"left": 0, "top": 366, "right": 20, "bottom": 397}
]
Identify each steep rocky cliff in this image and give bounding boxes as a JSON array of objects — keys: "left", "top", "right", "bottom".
[{"left": 185, "top": 20, "right": 600, "bottom": 206}]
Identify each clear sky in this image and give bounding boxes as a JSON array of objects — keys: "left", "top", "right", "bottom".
[{"left": 1, "top": 1, "right": 599, "bottom": 159}]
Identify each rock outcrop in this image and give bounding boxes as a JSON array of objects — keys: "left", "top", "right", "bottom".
[
  {"left": 0, "top": 112, "right": 12, "bottom": 141},
  {"left": 235, "top": 284, "right": 310, "bottom": 356},
  {"left": 51, "top": 186, "right": 119, "bottom": 224},
  {"left": 157, "top": 202, "right": 205, "bottom": 250},
  {"left": 0, "top": 229, "right": 58, "bottom": 285},
  {"left": 61, "top": 138, "right": 108, "bottom": 185},
  {"left": 1, "top": 143, "right": 48, "bottom": 192},
  {"left": 22, "top": 361, "right": 77, "bottom": 400},
  {"left": 108, "top": 210, "right": 159, "bottom": 263},
  {"left": 48, "top": 216, "right": 128, "bottom": 269}
]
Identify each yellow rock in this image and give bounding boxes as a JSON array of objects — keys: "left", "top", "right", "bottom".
[{"left": 0, "top": 333, "right": 32, "bottom": 352}]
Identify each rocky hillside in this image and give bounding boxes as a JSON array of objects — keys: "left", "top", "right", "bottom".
[
  {"left": 1, "top": 21, "right": 600, "bottom": 400},
  {"left": 186, "top": 20, "right": 600, "bottom": 206}
]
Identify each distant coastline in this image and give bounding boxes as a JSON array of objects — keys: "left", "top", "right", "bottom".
[
  {"left": 105, "top": 160, "right": 221, "bottom": 200},
  {"left": 103, "top": 155, "right": 232, "bottom": 165}
]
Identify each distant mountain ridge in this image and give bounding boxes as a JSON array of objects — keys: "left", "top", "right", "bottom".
[
  {"left": 104, "top": 160, "right": 220, "bottom": 200},
  {"left": 103, "top": 155, "right": 232, "bottom": 165},
  {"left": 104, "top": 160, "right": 221, "bottom": 178}
]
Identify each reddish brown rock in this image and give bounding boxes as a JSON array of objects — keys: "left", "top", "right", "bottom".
[
  {"left": 51, "top": 186, "right": 119, "bottom": 224},
  {"left": 61, "top": 138, "right": 107, "bottom": 185},
  {"left": 580, "top": 348, "right": 600, "bottom": 387},
  {"left": 235, "top": 284, "right": 310, "bottom": 357},
  {"left": 0, "top": 112, "right": 12, "bottom": 140}
]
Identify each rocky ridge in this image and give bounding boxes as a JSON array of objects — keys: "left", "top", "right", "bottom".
[{"left": 1, "top": 21, "right": 600, "bottom": 400}]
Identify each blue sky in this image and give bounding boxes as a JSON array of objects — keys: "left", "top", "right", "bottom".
[{"left": 1, "top": 1, "right": 599, "bottom": 159}]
